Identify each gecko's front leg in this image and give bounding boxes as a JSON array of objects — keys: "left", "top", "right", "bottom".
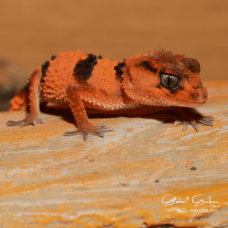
[{"left": 64, "top": 85, "right": 114, "bottom": 141}]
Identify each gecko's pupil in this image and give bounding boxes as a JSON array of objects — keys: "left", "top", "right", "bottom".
[{"left": 160, "top": 74, "right": 178, "bottom": 89}]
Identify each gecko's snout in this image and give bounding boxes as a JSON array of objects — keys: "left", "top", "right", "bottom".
[{"left": 196, "top": 86, "right": 208, "bottom": 104}]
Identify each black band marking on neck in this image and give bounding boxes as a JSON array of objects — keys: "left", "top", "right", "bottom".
[
  {"left": 114, "top": 60, "right": 126, "bottom": 79},
  {"left": 141, "top": 61, "right": 157, "bottom": 73}
]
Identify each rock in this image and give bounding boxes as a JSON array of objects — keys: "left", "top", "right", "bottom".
[{"left": 0, "top": 81, "right": 228, "bottom": 227}]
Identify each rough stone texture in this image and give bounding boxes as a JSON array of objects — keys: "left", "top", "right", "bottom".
[{"left": 0, "top": 81, "right": 227, "bottom": 228}]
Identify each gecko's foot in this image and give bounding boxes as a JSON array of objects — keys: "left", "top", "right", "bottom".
[
  {"left": 173, "top": 107, "right": 214, "bottom": 131},
  {"left": 63, "top": 122, "right": 114, "bottom": 141},
  {"left": 7, "top": 116, "right": 45, "bottom": 127}
]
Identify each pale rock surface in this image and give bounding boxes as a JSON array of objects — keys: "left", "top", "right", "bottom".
[{"left": 0, "top": 81, "right": 227, "bottom": 227}]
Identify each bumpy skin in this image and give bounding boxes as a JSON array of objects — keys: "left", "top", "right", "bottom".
[{"left": 7, "top": 50, "right": 214, "bottom": 141}]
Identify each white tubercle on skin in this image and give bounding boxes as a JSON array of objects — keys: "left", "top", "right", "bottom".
[{"left": 129, "top": 81, "right": 132, "bottom": 87}]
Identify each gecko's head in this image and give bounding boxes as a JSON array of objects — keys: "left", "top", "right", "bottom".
[{"left": 121, "top": 50, "right": 208, "bottom": 107}]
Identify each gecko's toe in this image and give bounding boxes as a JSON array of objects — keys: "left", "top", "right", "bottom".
[
  {"left": 173, "top": 107, "right": 215, "bottom": 132},
  {"left": 36, "top": 118, "right": 46, "bottom": 124},
  {"left": 7, "top": 119, "right": 30, "bottom": 127},
  {"left": 20, "top": 120, "right": 31, "bottom": 127},
  {"left": 96, "top": 122, "right": 106, "bottom": 128},
  {"left": 174, "top": 116, "right": 214, "bottom": 132},
  {"left": 7, "top": 120, "right": 21, "bottom": 126},
  {"left": 173, "top": 120, "right": 182, "bottom": 127},
  {"left": 63, "top": 130, "right": 81, "bottom": 136},
  {"left": 190, "top": 121, "right": 199, "bottom": 132},
  {"left": 63, "top": 122, "right": 114, "bottom": 141},
  {"left": 82, "top": 132, "right": 89, "bottom": 141},
  {"left": 182, "top": 121, "right": 189, "bottom": 131},
  {"left": 95, "top": 122, "right": 114, "bottom": 137},
  {"left": 7, "top": 117, "right": 45, "bottom": 127},
  {"left": 197, "top": 116, "right": 214, "bottom": 127},
  {"left": 173, "top": 120, "right": 189, "bottom": 131},
  {"left": 64, "top": 130, "right": 89, "bottom": 141}
]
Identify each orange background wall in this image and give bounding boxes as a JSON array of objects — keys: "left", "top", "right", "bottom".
[{"left": 1, "top": 0, "right": 228, "bottom": 82}]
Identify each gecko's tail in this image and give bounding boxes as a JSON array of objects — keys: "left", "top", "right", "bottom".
[{"left": 9, "top": 86, "right": 28, "bottom": 111}]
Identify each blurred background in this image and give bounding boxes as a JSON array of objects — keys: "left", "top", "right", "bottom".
[{"left": 0, "top": 0, "right": 228, "bottom": 110}]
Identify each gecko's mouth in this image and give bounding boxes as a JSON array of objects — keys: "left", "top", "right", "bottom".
[
  {"left": 172, "top": 99, "right": 206, "bottom": 107},
  {"left": 144, "top": 98, "right": 205, "bottom": 108},
  {"left": 161, "top": 86, "right": 208, "bottom": 107},
  {"left": 162, "top": 92, "right": 207, "bottom": 107}
]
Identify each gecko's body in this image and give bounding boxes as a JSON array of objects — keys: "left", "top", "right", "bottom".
[{"left": 7, "top": 49, "right": 214, "bottom": 140}]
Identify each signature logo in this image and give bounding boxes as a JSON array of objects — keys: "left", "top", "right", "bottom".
[{"left": 162, "top": 194, "right": 219, "bottom": 208}]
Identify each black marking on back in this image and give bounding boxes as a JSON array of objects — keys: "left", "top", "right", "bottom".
[
  {"left": 51, "top": 55, "right": 57, "bottom": 60},
  {"left": 114, "top": 60, "right": 126, "bottom": 79},
  {"left": 41, "top": 61, "right": 49, "bottom": 76},
  {"left": 74, "top": 54, "right": 99, "bottom": 80},
  {"left": 141, "top": 61, "right": 157, "bottom": 73},
  {"left": 40, "top": 61, "right": 50, "bottom": 83},
  {"left": 40, "top": 55, "right": 57, "bottom": 83}
]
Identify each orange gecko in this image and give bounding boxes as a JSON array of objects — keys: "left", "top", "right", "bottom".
[{"left": 7, "top": 49, "right": 214, "bottom": 141}]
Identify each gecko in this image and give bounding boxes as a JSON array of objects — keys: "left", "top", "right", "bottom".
[{"left": 7, "top": 49, "right": 214, "bottom": 141}]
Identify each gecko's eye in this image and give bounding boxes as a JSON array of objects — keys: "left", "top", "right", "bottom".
[{"left": 160, "top": 74, "right": 179, "bottom": 89}]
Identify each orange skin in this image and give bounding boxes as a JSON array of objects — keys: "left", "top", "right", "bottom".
[{"left": 7, "top": 50, "right": 214, "bottom": 141}]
